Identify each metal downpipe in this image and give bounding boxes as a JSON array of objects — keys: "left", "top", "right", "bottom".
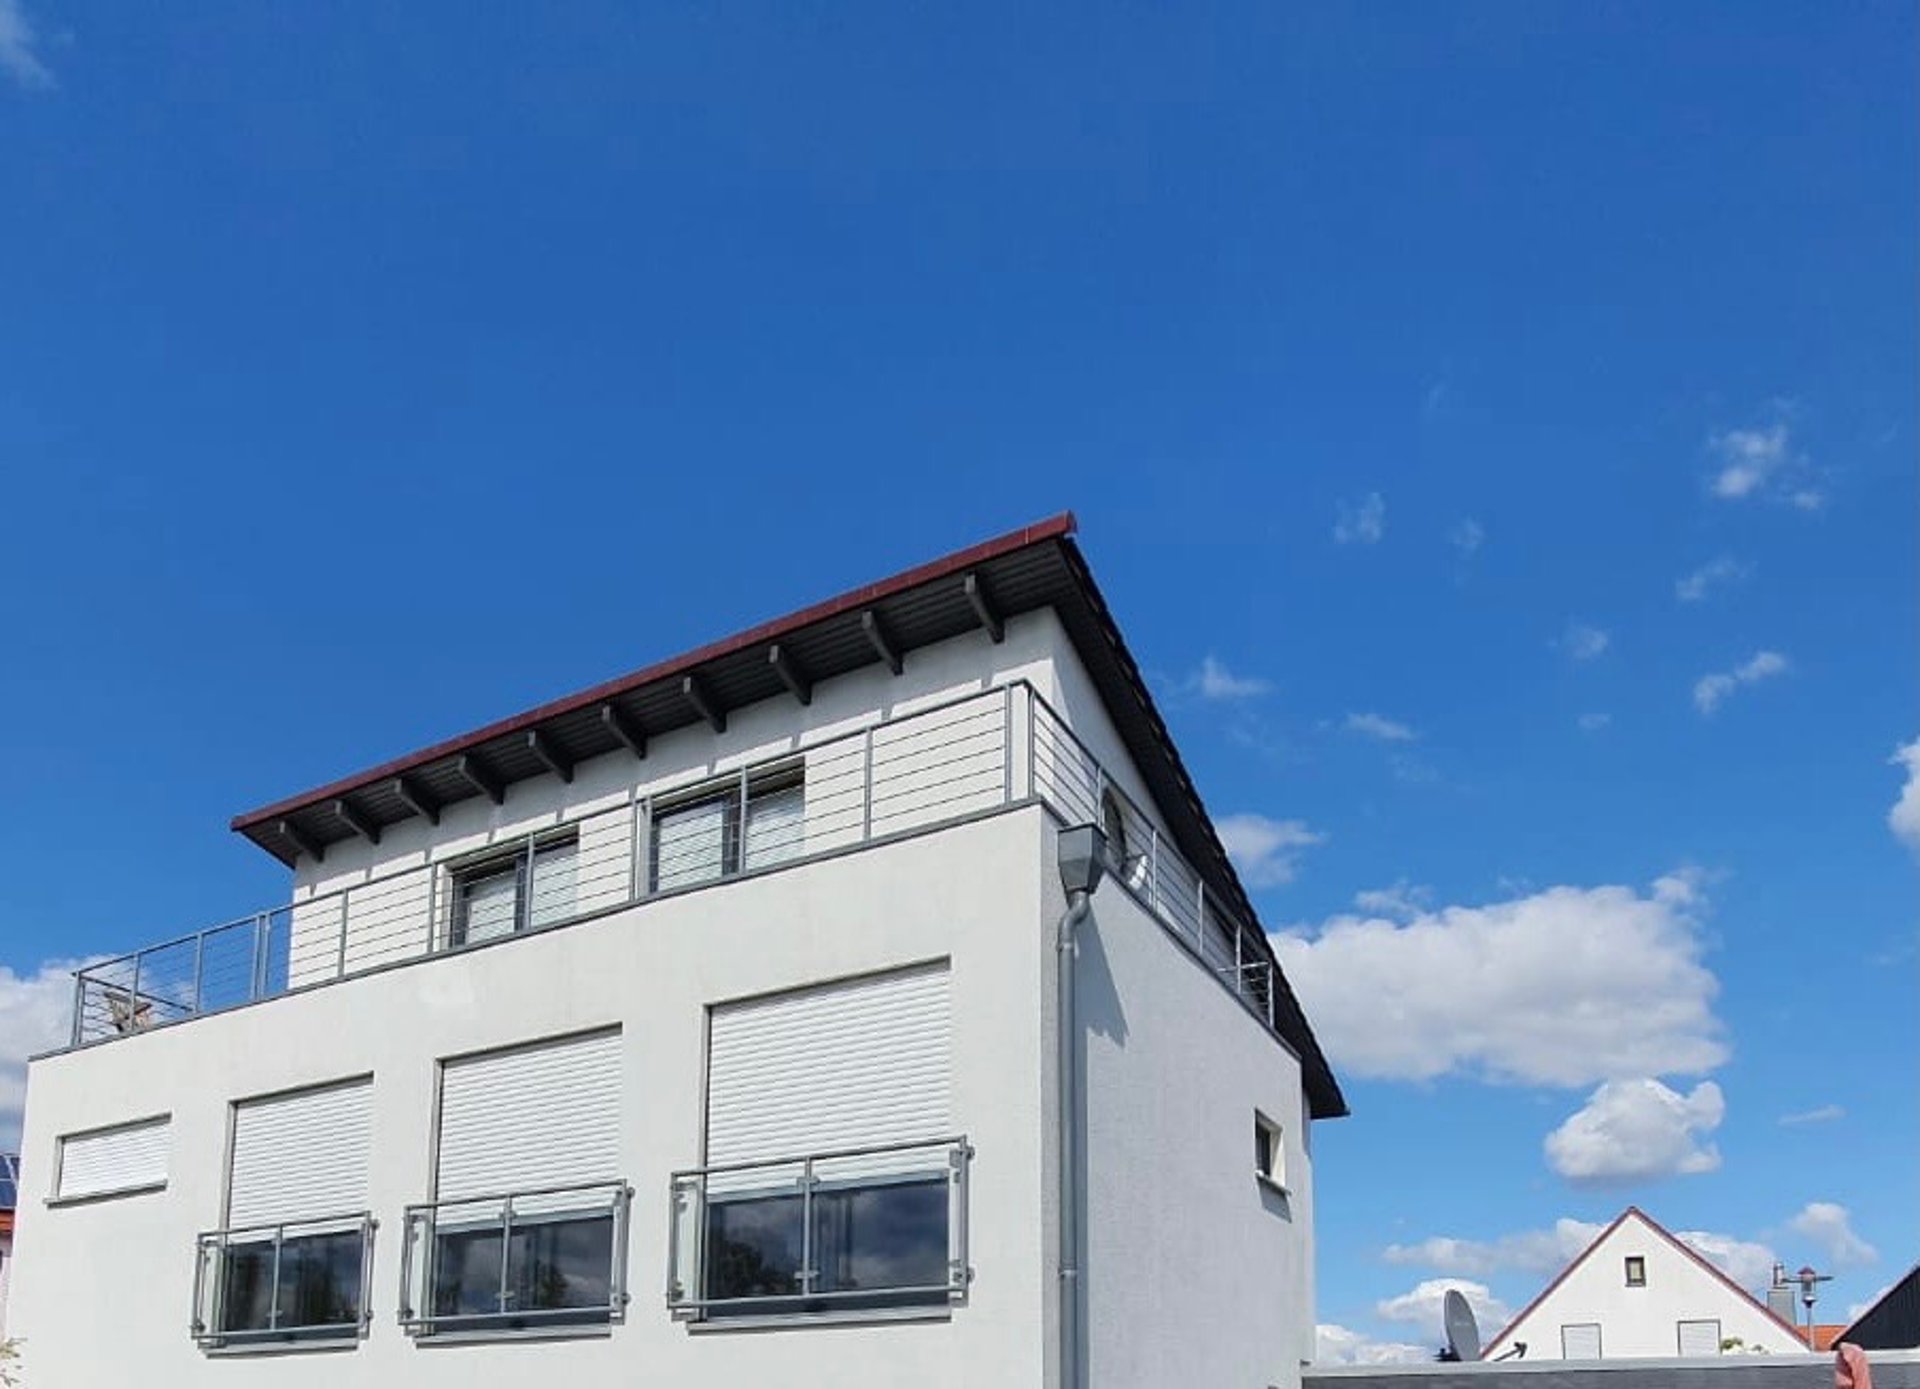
[{"left": 1056, "top": 889, "right": 1093, "bottom": 1389}]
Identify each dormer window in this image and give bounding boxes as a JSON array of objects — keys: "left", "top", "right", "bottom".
[
  {"left": 449, "top": 832, "right": 579, "bottom": 947},
  {"left": 650, "top": 763, "right": 804, "bottom": 894}
]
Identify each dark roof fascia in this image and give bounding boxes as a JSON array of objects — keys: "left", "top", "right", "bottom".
[
  {"left": 226, "top": 512, "right": 1346, "bottom": 1117},
  {"left": 232, "top": 513, "right": 1076, "bottom": 837}
]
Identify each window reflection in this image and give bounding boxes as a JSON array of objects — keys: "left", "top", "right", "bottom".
[
  {"left": 218, "top": 1230, "right": 364, "bottom": 1338},
  {"left": 431, "top": 1213, "right": 614, "bottom": 1329},
  {"left": 703, "top": 1176, "right": 948, "bottom": 1314}
]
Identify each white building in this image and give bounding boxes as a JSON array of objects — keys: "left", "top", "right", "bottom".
[
  {"left": 10, "top": 515, "right": 1346, "bottom": 1389},
  {"left": 1483, "top": 1208, "right": 1805, "bottom": 1362}
]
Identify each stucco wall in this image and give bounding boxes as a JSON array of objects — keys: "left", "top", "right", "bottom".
[
  {"left": 1071, "top": 855, "right": 1316, "bottom": 1389},
  {"left": 14, "top": 810, "right": 1051, "bottom": 1388}
]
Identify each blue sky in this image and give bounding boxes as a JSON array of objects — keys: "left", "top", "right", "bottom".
[{"left": 0, "top": 0, "right": 1911, "bottom": 1359}]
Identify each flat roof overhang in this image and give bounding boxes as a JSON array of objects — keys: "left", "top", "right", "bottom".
[{"left": 230, "top": 513, "right": 1348, "bottom": 1118}]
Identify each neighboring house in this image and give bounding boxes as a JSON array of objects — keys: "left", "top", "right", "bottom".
[
  {"left": 0, "top": 1153, "right": 15, "bottom": 1338},
  {"left": 9, "top": 515, "right": 1345, "bottom": 1389},
  {"left": 1483, "top": 1208, "right": 1804, "bottom": 1361},
  {"left": 1838, "top": 1264, "right": 1920, "bottom": 1351}
]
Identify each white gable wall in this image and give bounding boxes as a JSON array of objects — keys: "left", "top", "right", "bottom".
[{"left": 1486, "top": 1211, "right": 1803, "bottom": 1360}]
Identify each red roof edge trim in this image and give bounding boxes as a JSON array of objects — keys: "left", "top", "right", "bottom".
[{"left": 231, "top": 513, "right": 1077, "bottom": 832}]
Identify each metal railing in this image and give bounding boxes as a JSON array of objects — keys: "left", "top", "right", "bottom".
[
  {"left": 398, "top": 1180, "right": 632, "bottom": 1335},
  {"left": 69, "top": 681, "right": 1281, "bottom": 1049},
  {"left": 666, "top": 1136, "right": 972, "bottom": 1318},
  {"left": 190, "top": 1211, "right": 376, "bottom": 1347}
]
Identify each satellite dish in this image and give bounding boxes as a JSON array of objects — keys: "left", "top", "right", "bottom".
[{"left": 1443, "top": 1288, "right": 1483, "bottom": 1363}]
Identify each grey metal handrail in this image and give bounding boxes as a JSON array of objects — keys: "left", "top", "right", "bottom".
[
  {"left": 68, "top": 677, "right": 1285, "bottom": 1054},
  {"left": 191, "top": 1210, "right": 376, "bottom": 1348},
  {"left": 666, "top": 1135, "right": 972, "bottom": 1317},
  {"left": 398, "top": 1179, "right": 632, "bottom": 1335}
]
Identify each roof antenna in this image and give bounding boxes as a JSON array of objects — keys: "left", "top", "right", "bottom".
[{"left": 1789, "top": 1264, "right": 1834, "bottom": 1349}]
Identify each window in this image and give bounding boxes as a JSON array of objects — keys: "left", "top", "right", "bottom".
[
  {"left": 55, "top": 1115, "right": 169, "bottom": 1201},
  {"left": 401, "top": 1030, "right": 628, "bottom": 1337},
  {"left": 1254, "top": 1112, "right": 1286, "bottom": 1191},
  {"left": 1561, "top": 1322, "right": 1603, "bottom": 1360},
  {"left": 650, "top": 764, "right": 804, "bottom": 893},
  {"left": 669, "top": 963, "right": 966, "bottom": 1320},
  {"left": 448, "top": 833, "right": 578, "bottom": 947},
  {"left": 193, "top": 1079, "right": 373, "bottom": 1349},
  {"left": 1624, "top": 1254, "right": 1646, "bottom": 1287},
  {"left": 1677, "top": 1319, "right": 1722, "bottom": 1357}
]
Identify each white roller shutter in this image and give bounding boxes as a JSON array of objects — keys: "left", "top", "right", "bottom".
[
  {"left": 58, "top": 1116, "right": 170, "bottom": 1199},
  {"left": 437, "top": 1029, "right": 621, "bottom": 1202},
  {"left": 1678, "top": 1320, "right": 1722, "bottom": 1357},
  {"left": 1561, "top": 1323, "right": 1603, "bottom": 1360},
  {"left": 228, "top": 1079, "right": 372, "bottom": 1228},
  {"left": 706, "top": 962, "right": 951, "bottom": 1174}
]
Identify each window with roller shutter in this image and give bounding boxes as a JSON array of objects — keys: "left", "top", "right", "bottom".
[
  {"left": 401, "top": 1028, "right": 629, "bottom": 1337},
  {"left": 192, "top": 1079, "right": 374, "bottom": 1349},
  {"left": 683, "top": 962, "right": 966, "bottom": 1319}
]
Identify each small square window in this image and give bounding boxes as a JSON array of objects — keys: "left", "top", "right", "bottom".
[
  {"left": 1253, "top": 1112, "right": 1286, "bottom": 1190},
  {"left": 1625, "top": 1255, "right": 1646, "bottom": 1287}
]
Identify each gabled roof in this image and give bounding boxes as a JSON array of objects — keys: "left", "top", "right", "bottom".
[
  {"left": 1838, "top": 1263, "right": 1920, "bottom": 1351},
  {"left": 228, "top": 514, "right": 1348, "bottom": 1118},
  {"left": 1483, "top": 1207, "right": 1806, "bottom": 1356}
]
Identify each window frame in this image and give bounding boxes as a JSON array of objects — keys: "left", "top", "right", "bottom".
[
  {"left": 647, "top": 762, "right": 804, "bottom": 895},
  {"left": 1561, "top": 1322, "right": 1604, "bottom": 1360},
  {"left": 1624, "top": 1254, "right": 1647, "bottom": 1287},
  {"left": 192, "top": 1213, "right": 376, "bottom": 1350},
  {"left": 668, "top": 1136, "right": 973, "bottom": 1324},
  {"left": 1253, "top": 1110, "right": 1287, "bottom": 1193},
  {"left": 445, "top": 830, "right": 580, "bottom": 948},
  {"left": 50, "top": 1113, "right": 171, "bottom": 1204},
  {"left": 1677, "top": 1318, "right": 1723, "bottom": 1357},
  {"left": 399, "top": 1181, "right": 633, "bottom": 1339}
]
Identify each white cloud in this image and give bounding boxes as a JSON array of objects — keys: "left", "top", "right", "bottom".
[
  {"left": 1376, "top": 1278, "right": 1511, "bottom": 1334},
  {"left": 1345, "top": 711, "right": 1418, "bottom": 743},
  {"left": 1788, "top": 1202, "right": 1877, "bottom": 1269},
  {"left": 1544, "top": 1078, "right": 1725, "bottom": 1184},
  {"left": 1271, "top": 877, "right": 1727, "bottom": 1087},
  {"left": 1707, "top": 418, "right": 1825, "bottom": 507},
  {"left": 1352, "top": 881, "right": 1432, "bottom": 921},
  {"left": 0, "top": 958, "right": 86, "bottom": 1146},
  {"left": 1889, "top": 739, "right": 1920, "bottom": 855},
  {"left": 1335, "top": 492, "right": 1386, "bottom": 545},
  {"left": 1189, "top": 655, "right": 1271, "bottom": 701},
  {"left": 1384, "top": 1219, "right": 1605, "bottom": 1278},
  {"left": 1778, "top": 1104, "right": 1845, "bottom": 1127},
  {"left": 1674, "top": 1229, "right": 1780, "bottom": 1294},
  {"left": 1676, "top": 557, "right": 1751, "bottom": 603},
  {"left": 1578, "top": 712, "right": 1612, "bottom": 734},
  {"left": 0, "top": 0, "right": 52, "bottom": 89},
  {"left": 1449, "top": 518, "right": 1485, "bottom": 557},
  {"left": 1217, "top": 814, "right": 1325, "bottom": 888},
  {"left": 1693, "top": 650, "right": 1789, "bottom": 714},
  {"left": 1314, "top": 1324, "right": 1430, "bottom": 1366},
  {"left": 1387, "top": 1218, "right": 1782, "bottom": 1296},
  {"left": 1709, "top": 422, "right": 1791, "bottom": 499},
  {"left": 1560, "top": 622, "right": 1611, "bottom": 662}
]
